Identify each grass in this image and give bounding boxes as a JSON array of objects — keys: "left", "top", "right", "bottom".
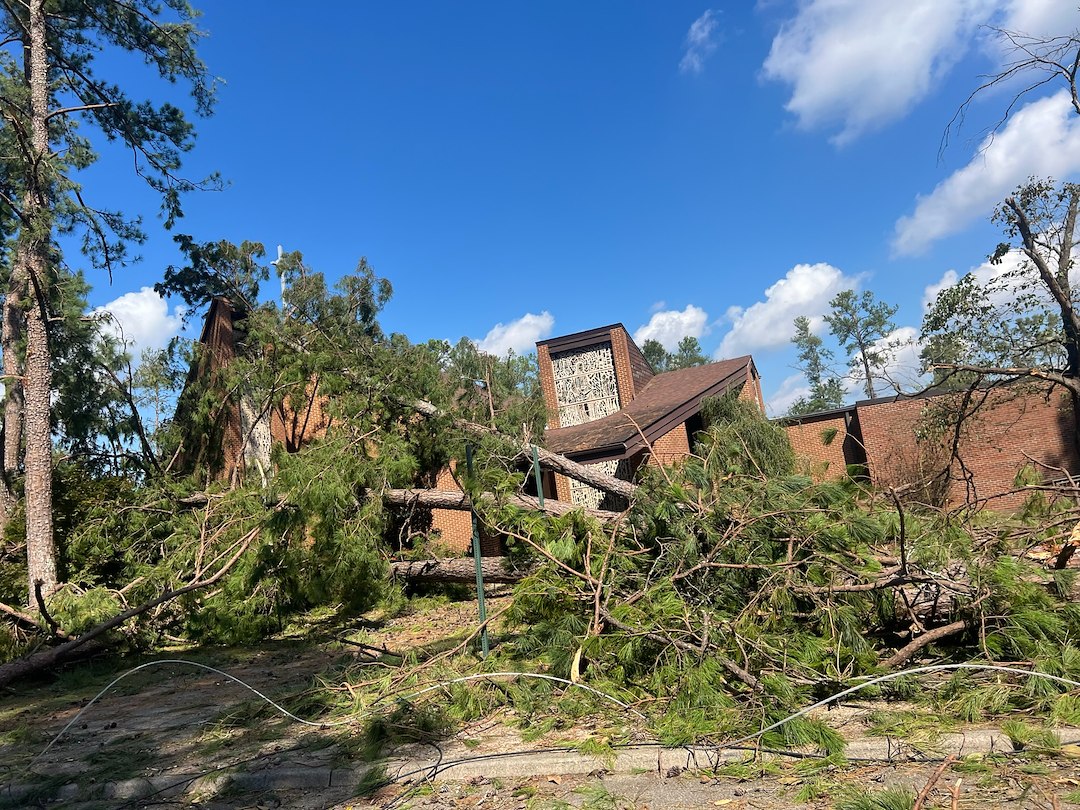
[
  {"left": 836, "top": 785, "right": 916, "bottom": 810},
  {"left": 1001, "top": 718, "right": 1060, "bottom": 751}
]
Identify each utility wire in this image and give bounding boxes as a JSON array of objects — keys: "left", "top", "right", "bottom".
[
  {"left": 32, "top": 658, "right": 358, "bottom": 765},
  {"left": 719, "top": 662, "right": 1080, "bottom": 750},
  {"left": 26, "top": 657, "right": 1080, "bottom": 807}
]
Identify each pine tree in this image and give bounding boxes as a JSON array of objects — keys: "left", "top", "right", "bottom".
[
  {"left": 0, "top": 0, "right": 217, "bottom": 604},
  {"left": 825, "top": 290, "right": 898, "bottom": 400},
  {"left": 788, "top": 315, "right": 845, "bottom": 415}
]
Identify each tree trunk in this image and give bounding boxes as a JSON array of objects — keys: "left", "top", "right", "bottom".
[
  {"left": 382, "top": 487, "right": 623, "bottom": 523},
  {"left": 0, "top": 244, "right": 26, "bottom": 532},
  {"left": 390, "top": 558, "right": 529, "bottom": 584},
  {"left": 23, "top": 282, "right": 54, "bottom": 604},
  {"left": 22, "top": 0, "right": 56, "bottom": 605}
]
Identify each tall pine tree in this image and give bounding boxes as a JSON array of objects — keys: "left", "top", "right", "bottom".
[{"left": 0, "top": 0, "right": 216, "bottom": 604}]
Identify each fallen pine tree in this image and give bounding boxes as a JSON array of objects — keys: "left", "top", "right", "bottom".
[
  {"left": 380, "top": 487, "right": 622, "bottom": 523},
  {"left": 389, "top": 557, "right": 529, "bottom": 584}
]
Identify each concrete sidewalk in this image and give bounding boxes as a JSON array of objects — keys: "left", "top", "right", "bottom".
[{"left": 5, "top": 725, "right": 1078, "bottom": 808}]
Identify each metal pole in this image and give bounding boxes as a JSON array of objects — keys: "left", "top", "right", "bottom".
[
  {"left": 532, "top": 445, "right": 545, "bottom": 509},
  {"left": 465, "top": 443, "right": 489, "bottom": 657}
]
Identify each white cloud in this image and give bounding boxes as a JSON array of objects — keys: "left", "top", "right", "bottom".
[
  {"left": 679, "top": 9, "right": 721, "bottom": 75},
  {"left": 762, "top": 0, "right": 992, "bottom": 145},
  {"left": 765, "top": 373, "right": 812, "bottom": 417},
  {"left": 633, "top": 305, "right": 709, "bottom": 350},
  {"left": 862, "top": 326, "right": 925, "bottom": 395},
  {"left": 718, "top": 262, "right": 857, "bottom": 356},
  {"left": 476, "top": 311, "right": 554, "bottom": 356},
  {"left": 893, "top": 91, "right": 1080, "bottom": 255},
  {"left": 96, "top": 287, "right": 185, "bottom": 360},
  {"left": 1000, "top": 0, "right": 1079, "bottom": 40}
]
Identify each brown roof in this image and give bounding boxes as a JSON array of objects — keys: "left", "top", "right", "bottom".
[{"left": 544, "top": 356, "right": 756, "bottom": 461}]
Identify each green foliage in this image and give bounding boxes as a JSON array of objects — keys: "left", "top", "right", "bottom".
[
  {"left": 921, "top": 178, "right": 1080, "bottom": 392},
  {"left": 836, "top": 786, "right": 915, "bottom": 810},
  {"left": 435, "top": 336, "right": 545, "bottom": 438},
  {"left": 641, "top": 336, "right": 709, "bottom": 372},
  {"left": 157, "top": 237, "right": 269, "bottom": 315},
  {"left": 824, "top": 290, "right": 899, "bottom": 400},
  {"left": 789, "top": 315, "right": 845, "bottom": 414},
  {"left": 699, "top": 393, "right": 795, "bottom": 477}
]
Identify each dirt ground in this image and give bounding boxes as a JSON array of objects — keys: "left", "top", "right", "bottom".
[{"left": 2, "top": 597, "right": 1080, "bottom": 809}]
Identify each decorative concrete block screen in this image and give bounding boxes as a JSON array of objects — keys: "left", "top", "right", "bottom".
[
  {"left": 551, "top": 341, "right": 622, "bottom": 507},
  {"left": 551, "top": 343, "right": 620, "bottom": 428}
]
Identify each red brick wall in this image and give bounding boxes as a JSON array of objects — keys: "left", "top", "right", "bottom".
[
  {"left": 609, "top": 327, "right": 637, "bottom": 404},
  {"left": 536, "top": 343, "right": 559, "bottom": 429},
  {"left": 430, "top": 465, "right": 503, "bottom": 555},
  {"left": 739, "top": 374, "right": 765, "bottom": 411},
  {"left": 786, "top": 414, "right": 852, "bottom": 481},
  {"left": 646, "top": 424, "right": 691, "bottom": 467},
  {"left": 553, "top": 472, "right": 572, "bottom": 502},
  {"left": 626, "top": 332, "right": 655, "bottom": 395},
  {"left": 270, "top": 378, "right": 330, "bottom": 452},
  {"left": 856, "top": 387, "right": 1079, "bottom": 509},
  {"left": 184, "top": 300, "right": 244, "bottom": 481}
]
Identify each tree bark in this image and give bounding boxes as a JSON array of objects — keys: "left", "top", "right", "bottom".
[
  {"left": 390, "top": 558, "right": 529, "bottom": 584},
  {"left": 0, "top": 245, "right": 27, "bottom": 532},
  {"left": 382, "top": 487, "right": 623, "bottom": 523},
  {"left": 21, "top": 0, "right": 56, "bottom": 606}
]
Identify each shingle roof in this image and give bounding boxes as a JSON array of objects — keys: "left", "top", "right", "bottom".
[{"left": 545, "top": 356, "right": 755, "bottom": 461}]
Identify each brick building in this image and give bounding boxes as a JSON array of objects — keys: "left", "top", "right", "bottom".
[
  {"left": 781, "top": 385, "right": 1080, "bottom": 509},
  {"left": 535, "top": 324, "right": 763, "bottom": 507}
]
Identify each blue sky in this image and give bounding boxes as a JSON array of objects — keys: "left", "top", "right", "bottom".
[{"left": 83, "top": 1, "right": 1080, "bottom": 414}]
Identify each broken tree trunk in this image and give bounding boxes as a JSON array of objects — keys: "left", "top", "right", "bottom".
[
  {"left": 390, "top": 558, "right": 530, "bottom": 584},
  {"left": 410, "top": 399, "right": 637, "bottom": 501},
  {"left": 382, "top": 488, "right": 623, "bottom": 523}
]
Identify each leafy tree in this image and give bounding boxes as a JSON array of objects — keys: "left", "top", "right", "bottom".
[
  {"left": 788, "top": 315, "right": 845, "bottom": 415},
  {"left": 0, "top": 0, "right": 217, "bottom": 603},
  {"left": 642, "top": 338, "right": 670, "bottom": 372},
  {"left": 157, "top": 237, "right": 269, "bottom": 317},
  {"left": 824, "top": 290, "right": 898, "bottom": 400},
  {"left": 439, "top": 338, "right": 544, "bottom": 437},
  {"left": 641, "top": 336, "right": 710, "bottom": 372},
  {"left": 670, "top": 336, "right": 708, "bottom": 369},
  {"left": 922, "top": 178, "right": 1080, "bottom": 443}
]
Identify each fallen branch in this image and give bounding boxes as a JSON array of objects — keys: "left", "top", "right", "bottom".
[
  {"left": 0, "top": 525, "right": 260, "bottom": 689},
  {"left": 0, "top": 599, "right": 72, "bottom": 639},
  {"left": 390, "top": 557, "right": 531, "bottom": 584},
  {"left": 882, "top": 620, "right": 970, "bottom": 670},
  {"left": 913, "top": 754, "right": 957, "bottom": 810},
  {"left": 33, "top": 579, "right": 61, "bottom": 637},
  {"left": 599, "top": 608, "right": 760, "bottom": 691},
  {"left": 382, "top": 487, "right": 622, "bottom": 523}
]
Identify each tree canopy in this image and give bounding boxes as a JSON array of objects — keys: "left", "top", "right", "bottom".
[{"left": 641, "top": 336, "right": 710, "bottom": 372}]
